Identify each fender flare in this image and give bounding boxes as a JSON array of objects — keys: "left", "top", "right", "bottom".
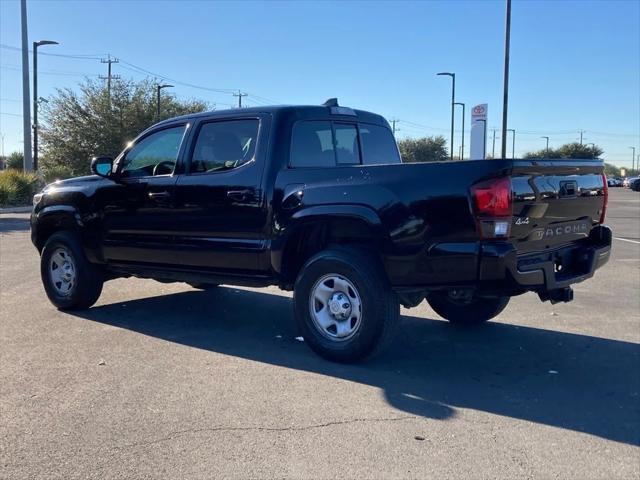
[
  {"left": 32, "top": 205, "right": 81, "bottom": 250},
  {"left": 271, "top": 204, "right": 385, "bottom": 276}
]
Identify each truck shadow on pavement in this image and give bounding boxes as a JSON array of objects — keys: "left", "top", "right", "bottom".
[{"left": 71, "top": 286, "right": 640, "bottom": 446}]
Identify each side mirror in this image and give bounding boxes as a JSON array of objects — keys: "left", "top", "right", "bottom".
[{"left": 91, "top": 156, "right": 114, "bottom": 178}]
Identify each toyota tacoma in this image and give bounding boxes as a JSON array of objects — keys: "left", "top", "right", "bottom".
[{"left": 31, "top": 101, "right": 612, "bottom": 362}]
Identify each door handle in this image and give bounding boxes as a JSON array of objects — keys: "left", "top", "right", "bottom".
[
  {"left": 227, "top": 189, "right": 251, "bottom": 201},
  {"left": 148, "top": 191, "right": 171, "bottom": 201}
]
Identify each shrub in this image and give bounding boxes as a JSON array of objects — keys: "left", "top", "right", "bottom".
[
  {"left": 0, "top": 170, "right": 42, "bottom": 207},
  {"left": 41, "top": 164, "right": 75, "bottom": 183},
  {"left": 6, "top": 151, "right": 24, "bottom": 170}
]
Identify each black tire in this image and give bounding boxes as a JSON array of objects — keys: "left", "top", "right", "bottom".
[
  {"left": 293, "top": 247, "right": 399, "bottom": 363},
  {"left": 188, "top": 283, "right": 219, "bottom": 290},
  {"left": 427, "top": 291, "right": 509, "bottom": 325},
  {"left": 40, "top": 231, "right": 103, "bottom": 310}
]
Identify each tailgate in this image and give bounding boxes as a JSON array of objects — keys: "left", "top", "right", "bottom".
[{"left": 509, "top": 159, "right": 606, "bottom": 253}]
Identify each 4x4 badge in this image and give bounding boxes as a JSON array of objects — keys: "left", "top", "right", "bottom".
[{"left": 515, "top": 217, "right": 530, "bottom": 225}]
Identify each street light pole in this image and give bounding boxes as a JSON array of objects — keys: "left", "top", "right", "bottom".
[
  {"left": 501, "top": 0, "right": 512, "bottom": 160},
  {"left": 20, "top": 0, "right": 32, "bottom": 171},
  {"left": 541, "top": 136, "right": 549, "bottom": 157},
  {"left": 437, "top": 72, "right": 455, "bottom": 160},
  {"left": 631, "top": 147, "right": 636, "bottom": 172},
  {"left": 454, "top": 102, "right": 465, "bottom": 160},
  {"left": 33, "top": 40, "right": 58, "bottom": 171},
  {"left": 508, "top": 128, "right": 515, "bottom": 159},
  {"left": 156, "top": 84, "right": 174, "bottom": 119}
]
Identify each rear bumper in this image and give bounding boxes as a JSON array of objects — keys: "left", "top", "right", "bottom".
[
  {"left": 480, "top": 225, "right": 611, "bottom": 293},
  {"left": 390, "top": 225, "right": 612, "bottom": 295}
]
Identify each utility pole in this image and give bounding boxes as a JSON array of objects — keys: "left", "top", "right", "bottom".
[
  {"left": 578, "top": 129, "right": 586, "bottom": 145},
  {"left": 508, "top": 128, "right": 516, "bottom": 159},
  {"left": 33, "top": 40, "right": 58, "bottom": 171},
  {"left": 454, "top": 102, "right": 465, "bottom": 160},
  {"left": 100, "top": 55, "right": 120, "bottom": 99},
  {"left": 20, "top": 0, "right": 33, "bottom": 171},
  {"left": 501, "top": 0, "right": 512, "bottom": 160},
  {"left": 491, "top": 128, "right": 498, "bottom": 158},
  {"left": 156, "top": 84, "right": 173, "bottom": 119},
  {"left": 437, "top": 72, "right": 455, "bottom": 160},
  {"left": 630, "top": 147, "right": 636, "bottom": 172},
  {"left": 541, "top": 136, "right": 549, "bottom": 157},
  {"left": 391, "top": 119, "right": 398, "bottom": 135},
  {"left": 233, "top": 90, "right": 247, "bottom": 108}
]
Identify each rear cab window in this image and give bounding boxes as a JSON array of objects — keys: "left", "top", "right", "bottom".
[
  {"left": 359, "top": 124, "right": 401, "bottom": 165},
  {"left": 289, "top": 119, "right": 401, "bottom": 168}
]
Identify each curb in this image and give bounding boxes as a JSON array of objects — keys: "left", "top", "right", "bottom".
[{"left": 0, "top": 206, "right": 32, "bottom": 214}]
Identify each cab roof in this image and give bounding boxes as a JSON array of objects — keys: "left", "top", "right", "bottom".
[{"left": 155, "top": 104, "right": 390, "bottom": 129}]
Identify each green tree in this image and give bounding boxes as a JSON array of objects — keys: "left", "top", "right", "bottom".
[
  {"left": 398, "top": 136, "right": 449, "bottom": 163},
  {"left": 603, "top": 163, "right": 621, "bottom": 176},
  {"left": 523, "top": 142, "right": 603, "bottom": 160},
  {"left": 40, "top": 78, "right": 208, "bottom": 176},
  {"left": 557, "top": 142, "right": 603, "bottom": 159}
]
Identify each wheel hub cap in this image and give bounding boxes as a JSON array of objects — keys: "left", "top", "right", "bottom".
[
  {"left": 328, "top": 292, "right": 352, "bottom": 320},
  {"left": 49, "top": 247, "right": 76, "bottom": 296},
  {"left": 309, "top": 274, "right": 362, "bottom": 341}
]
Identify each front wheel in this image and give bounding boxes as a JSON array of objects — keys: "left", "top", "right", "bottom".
[
  {"left": 293, "top": 247, "right": 398, "bottom": 363},
  {"left": 427, "top": 290, "right": 509, "bottom": 325},
  {"left": 40, "top": 231, "right": 104, "bottom": 310}
]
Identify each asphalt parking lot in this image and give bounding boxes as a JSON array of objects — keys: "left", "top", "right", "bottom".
[{"left": 1, "top": 188, "right": 639, "bottom": 479}]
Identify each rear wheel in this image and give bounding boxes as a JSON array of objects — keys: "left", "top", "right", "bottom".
[
  {"left": 427, "top": 290, "right": 509, "bottom": 325},
  {"left": 293, "top": 247, "right": 398, "bottom": 363},
  {"left": 40, "top": 231, "right": 103, "bottom": 310}
]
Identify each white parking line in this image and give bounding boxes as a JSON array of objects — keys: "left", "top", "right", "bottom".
[{"left": 614, "top": 237, "right": 640, "bottom": 245}]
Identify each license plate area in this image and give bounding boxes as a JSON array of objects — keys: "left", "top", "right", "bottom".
[{"left": 518, "top": 243, "right": 592, "bottom": 280}]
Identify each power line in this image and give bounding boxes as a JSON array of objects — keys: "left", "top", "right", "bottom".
[
  {"left": 119, "top": 59, "right": 236, "bottom": 94},
  {"left": 0, "top": 43, "right": 104, "bottom": 59},
  {"left": 1, "top": 63, "right": 99, "bottom": 77},
  {"left": 2, "top": 42, "right": 637, "bottom": 142}
]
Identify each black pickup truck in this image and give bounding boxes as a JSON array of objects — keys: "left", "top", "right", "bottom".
[{"left": 31, "top": 102, "right": 612, "bottom": 362}]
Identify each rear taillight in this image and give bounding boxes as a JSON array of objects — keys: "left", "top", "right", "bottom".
[
  {"left": 600, "top": 173, "right": 608, "bottom": 224},
  {"left": 471, "top": 177, "right": 513, "bottom": 239}
]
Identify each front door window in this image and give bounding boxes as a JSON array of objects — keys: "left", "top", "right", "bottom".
[{"left": 121, "top": 126, "right": 186, "bottom": 177}]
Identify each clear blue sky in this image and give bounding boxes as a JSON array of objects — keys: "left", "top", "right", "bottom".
[{"left": 1, "top": 0, "right": 639, "bottom": 165}]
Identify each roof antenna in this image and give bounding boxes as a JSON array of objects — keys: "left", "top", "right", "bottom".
[{"left": 323, "top": 98, "right": 339, "bottom": 107}]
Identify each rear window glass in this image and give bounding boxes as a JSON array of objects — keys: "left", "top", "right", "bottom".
[
  {"left": 360, "top": 124, "right": 401, "bottom": 165},
  {"left": 290, "top": 121, "right": 335, "bottom": 168},
  {"left": 335, "top": 123, "right": 360, "bottom": 165}
]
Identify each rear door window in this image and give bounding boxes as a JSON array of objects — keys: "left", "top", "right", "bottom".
[
  {"left": 359, "top": 124, "right": 401, "bottom": 165},
  {"left": 190, "top": 119, "right": 259, "bottom": 173},
  {"left": 334, "top": 123, "right": 360, "bottom": 165}
]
